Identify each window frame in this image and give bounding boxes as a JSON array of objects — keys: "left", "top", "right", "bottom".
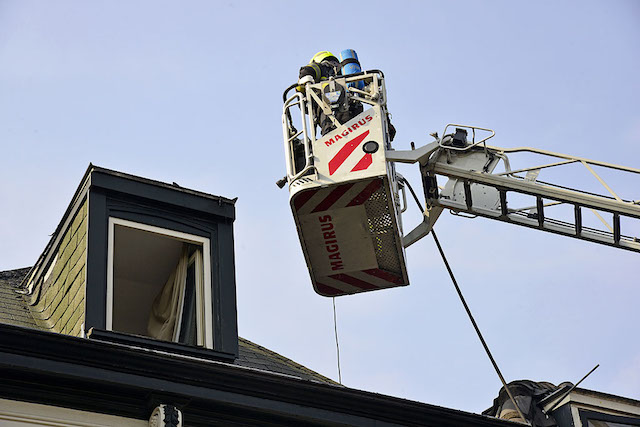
[
  {"left": 579, "top": 409, "right": 640, "bottom": 427},
  {"left": 106, "top": 217, "right": 213, "bottom": 349}
]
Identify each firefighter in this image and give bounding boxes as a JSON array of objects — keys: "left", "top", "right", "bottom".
[
  {"left": 298, "top": 51, "right": 341, "bottom": 86},
  {"left": 298, "top": 51, "right": 363, "bottom": 136}
]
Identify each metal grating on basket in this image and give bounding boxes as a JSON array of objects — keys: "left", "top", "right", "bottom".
[{"left": 364, "top": 184, "right": 402, "bottom": 274}]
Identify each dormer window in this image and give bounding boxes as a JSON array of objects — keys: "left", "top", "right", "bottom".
[
  {"left": 107, "top": 218, "right": 213, "bottom": 348},
  {"left": 22, "top": 165, "right": 238, "bottom": 360}
]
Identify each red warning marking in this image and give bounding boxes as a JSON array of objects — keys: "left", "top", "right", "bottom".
[
  {"left": 293, "top": 189, "right": 319, "bottom": 211},
  {"left": 329, "top": 273, "right": 379, "bottom": 290},
  {"left": 363, "top": 268, "right": 404, "bottom": 285},
  {"left": 315, "top": 282, "right": 344, "bottom": 296},
  {"left": 311, "top": 183, "right": 354, "bottom": 213},
  {"left": 328, "top": 130, "right": 370, "bottom": 175},
  {"left": 351, "top": 153, "right": 372, "bottom": 172},
  {"left": 346, "top": 179, "right": 382, "bottom": 207}
]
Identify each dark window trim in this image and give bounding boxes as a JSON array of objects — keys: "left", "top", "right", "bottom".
[
  {"left": 86, "top": 174, "right": 238, "bottom": 359},
  {"left": 87, "top": 328, "right": 234, "bottom": 361},
  {"left": 89, "top": 168, "right": 235, "bottom": 220},
  {"left": 579, "top": 408, "right": 640, "bottom": 426}
]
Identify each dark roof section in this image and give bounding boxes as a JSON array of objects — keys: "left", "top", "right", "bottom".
[
  {"left": 0, "top": 268, "right": 335, "bottom": 385},
  {"left": 237, "top": 337, "right": 338, "bottom": 385},
  {"left": 0, "top": 268, "right": 37, "bottom": 329}
]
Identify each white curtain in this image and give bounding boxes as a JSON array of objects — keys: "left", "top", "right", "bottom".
[{"left": 147, "top": 246, "right": 189, "bottom": 341}]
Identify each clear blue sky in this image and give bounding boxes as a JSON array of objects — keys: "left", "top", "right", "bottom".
[{"left": 1, "top": 0, "right": 638, "bottom": 413}]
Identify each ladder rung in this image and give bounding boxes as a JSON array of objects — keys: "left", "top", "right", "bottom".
[
  {"left": 574, "top": 205, "right": 582, "bottom": 236},
  {"left": 499, "top": 190, "right": 508, "bottom": 217},
  {"left": 435, "top": 198, "right": 640, "bottom": 254},
  {"left": 536, "top": 196, "right": 544, "bottom": 227},
  {"left": 464, "top": 180, "right": 473, "bottom": 210}
]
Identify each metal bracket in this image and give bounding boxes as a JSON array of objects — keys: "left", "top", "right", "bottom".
[
  {"left": 385, "top": 141, "right": 440, "bottom": 166},
  {"left": 402, "top": 206, "right": 444, "bottom": 248}
]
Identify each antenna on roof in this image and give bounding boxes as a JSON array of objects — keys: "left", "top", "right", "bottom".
[{"left": 543, "top": 364, "right": 600, "bottom": 414}]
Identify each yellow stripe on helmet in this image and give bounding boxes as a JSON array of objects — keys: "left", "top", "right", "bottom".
[{"left": 311, "top": 51, "right": 338, "bottom": 64}]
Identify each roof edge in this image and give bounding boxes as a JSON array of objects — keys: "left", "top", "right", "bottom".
[{"left": 19, "top": 164, "right": 237, "bottom": 293}]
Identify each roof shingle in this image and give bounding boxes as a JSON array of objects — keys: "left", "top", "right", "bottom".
[
  {"left": 0, "top": 268, "right": 37, "bottom": 329},
  {"left": 0, "top": 267, "right": 337, "bottom": 385}
]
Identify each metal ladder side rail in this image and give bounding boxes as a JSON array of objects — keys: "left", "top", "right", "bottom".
[
  {"left": 431, "top": 162, "right": 640, "bottom": 218},
  {"left": 428, "top": 163, "right": 640, "bottom": 253},
  {"left": 490, "top": 145, "right": 640, "bottom": 209},
  {"left": 282, "top": 92, "right": 317, "bottom": 183},
  {"left": 444, "top": 145, "right": 640, "bottom": 201},
  {"left": 490, "top": 145, "right": 640, "bottom": 176},
  {"left": 436, "top": 196, "right": 639, "bottom": 252},
  {"left": 446, "top": 143, "right": 640, "bottom": 241}
]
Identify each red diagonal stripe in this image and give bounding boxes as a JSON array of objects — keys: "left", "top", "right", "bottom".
[
  {"left": 315, "top": 282, "right": 344, "bottom": 296},
  {"left": 329, "top": 273, "right": 379, "bottom": 290},
  {"left": 363, "top": 268, "right": 404, "bottom": 285},
  {"left": 311, "top": 183, "right": 354, "bottom": 213},
  {"left": 328, "top": 130, "right": 370, "bottom": 175},
  {"left": 346, "top": 179, "right": 382, "bottom": 207},
  {"left": 293, "top": 188, "right": 319, "bottom": 211},
  {"left": 351, "top": 153, "right": 373, "bottom": 172}
]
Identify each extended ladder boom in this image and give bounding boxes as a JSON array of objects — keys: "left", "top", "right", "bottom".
[{"left": 387, "top": 125, "right": 640, "bottom": 253}]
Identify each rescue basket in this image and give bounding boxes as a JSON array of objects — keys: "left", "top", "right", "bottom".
[{"left": 282, "top": 71, "right": 409, "bottom": 296}]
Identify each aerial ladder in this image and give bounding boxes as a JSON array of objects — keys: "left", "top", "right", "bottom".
[{"left": 281, "top": 70, "right": 640, "bottom": 297}]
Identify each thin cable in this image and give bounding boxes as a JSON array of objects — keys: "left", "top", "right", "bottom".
[
  {"left": 332, "top": 297, "right": 342, "bottom": 384},
  {"left": 402, "top": 176, "right": 527, "bottom": 420},
  {"left": 401, "top": 177, "right": 425, "bottom": 213},
  {"left": 400, "top": 177, "right": 527, "bottom": 422},
  {"left": 430, "top": 229, "right": 527, "bottom": 424}
]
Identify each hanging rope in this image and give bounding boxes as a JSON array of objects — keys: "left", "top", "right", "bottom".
[{"left": 333, "top": 297, "right": 342, "bottom": 384}]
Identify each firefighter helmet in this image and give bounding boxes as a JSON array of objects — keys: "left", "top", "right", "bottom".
[{"left": 311, "top": 51, "right": 338, "bottom": 64}]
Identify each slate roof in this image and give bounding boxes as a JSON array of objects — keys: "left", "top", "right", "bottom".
[
  {"left": 0, "top": 268, "right": 37, "bottom": 329},
  {"left": 0, "top": 267, "right": 337, "bottom": 385}
]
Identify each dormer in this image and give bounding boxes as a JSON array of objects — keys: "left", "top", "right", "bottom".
[{"left": 21, "top": 165, "right": 238, "bottom": 359}]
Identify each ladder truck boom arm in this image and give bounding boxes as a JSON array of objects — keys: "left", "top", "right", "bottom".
[
  {"left": 281, "top": 71, "right": 639, "bottom": 297},
  {"left": 389, "top": 127, "right": 640, "bottom": 253}
]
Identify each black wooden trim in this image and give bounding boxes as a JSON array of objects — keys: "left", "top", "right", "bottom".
[
  {"left": 87, "top": 328, "right": 235, "bottom": 360},
  {"left": 90, "top": 169, "right": 235, "bottom": 220},
  {"left": 85, "top": 185, "right": 238, "bottom": 358},
  {"left": 0, "top": 323, "right": 514, "bottom": 427},
  {"left": 217, "top": 218, "right": 238, "bottom": 356},
  {"left": 107, "top": 201, "right": 213, "bottom": 240},
  {"left": 86, "top": 189, "right": 108, "bottom": 331},
  {"left": 578, "top": 408, "right": 640, "bottom": 426}
]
